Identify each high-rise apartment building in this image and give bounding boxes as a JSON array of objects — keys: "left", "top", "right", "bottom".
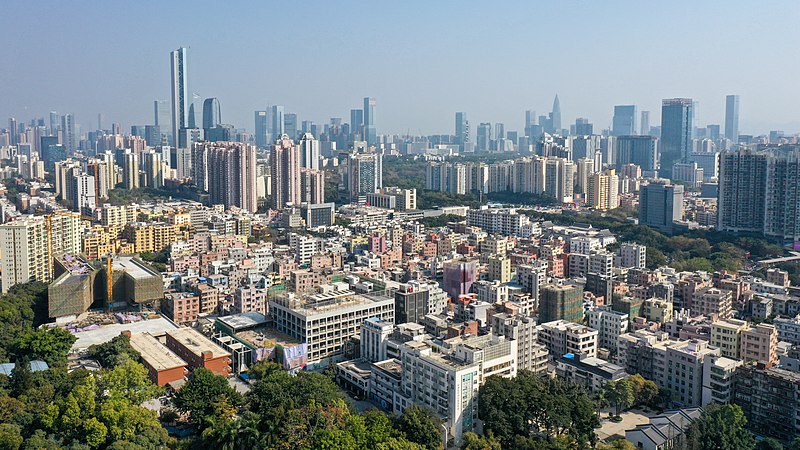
[
  {"left": 587, "top": 169, "right": 620, "bottom": 211},
  {"left": 724, "top": 95, "right": 740, "bottom": 143},
  {"left": 193, "top": 142, "right": 258, "bottom": 212},
  {"left": 170, "top": 47, "right": 190, "bottom": 148},
  {"left": 363, "top": 97, "right": 377, "bottom": 146},
  {"left": 0, "top": 216, "right": 51, "bottom": 292},
  {"left": 612, "top": 105, "right": 637, "bottom": 136},
  {"left": 270, "top": 135, "right": 301, "bottom": 209},
  {"left": 347, "top": 152, "right": 382, "bottom": 200},
  {"left": 122, "top": 153, "right": 139, "bottom": 189},
  {"left": 298, "top": 132, "right": 320, "bottom": 170},
  {"left": 660, "top": 98, "right": 693, "bottom": 176},
  {"left": 718, "top": 148, "right": 800, "bottom": 241}
]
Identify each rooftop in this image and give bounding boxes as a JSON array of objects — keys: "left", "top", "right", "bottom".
[
  {"left": 167, "top": 327, "right": 231, "bottom": 359},
  {"left": 114, "top": 256, "right": 159, "bottom": 280},
  {"left": 70, "top": 317, "right": 178, "bottom": 353},
  {"left": 129, "top": 332, "right": 187, "bottom": 371}
]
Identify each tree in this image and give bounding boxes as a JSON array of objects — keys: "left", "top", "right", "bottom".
[
  {"left": 18, "top": 327, "right": 76, "bottom": 367},
  {"left": 173, "top": 368, "right": 243, "bottom": 428},
  {"left": 461, "top": 432, "right": 501, "bottom": 450},
  {"left": 97, "top": 359, "right": 162, "bottom": 405},
  {"left": 597, "top": 439, "right": 637, "bottom": 450},
  {"left": 686, "top": 404, "right": 755, "bottom": 450},
  {"left": 604, "top": 380, "right": 634, "bottom": 418},
  {"left": 755, "top": 438, "right": 783, "bottom": 450},
  {"left": 0, "top": 424, "right": 24, "bottom": 450},
  {"left": 394, "top": 405, "right": 442, "bottom": 450},
  {"left": 88, "top": 334, "right": 139, "bottom": 368}
]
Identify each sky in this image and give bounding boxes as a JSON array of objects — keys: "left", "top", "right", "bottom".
[{"left": 1, "top": 0, "right": 799, "bottom": 137}]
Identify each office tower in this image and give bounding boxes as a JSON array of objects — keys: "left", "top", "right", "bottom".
[
  {"left": 639, "top": 182, "right": 684, "bottom": 233},
  {"left": 193, "top": 142, "right": 258, "bottom": 212},
  {"left": 271, "top": 105, "right": 285, "bottom": 139},
  {"left": 270, "top": 135, "right": 301, "bottom": 209},
  {"left": 587, "top": 169, "right": 620, "bottom": 211},
  {"left": 254, "top": 110, "right": 269, "bottom": 148},
  {"left": 299, "top": 168, "right": 325, "bottom": 204},
  {"left": 640, "top": 111, "right": 650, "bottom": 135},
  {"left": 170, "top": 47, "right": 190, "bottom": 147},
  {"left": 724, "top": 95, "right": 740, "bottom": 143},
  {"left": 48, "top": 111, "right": 60, "bottom": 135},
  {"left": 495, "top": 123, "right": 505, "bottom": 140},
  {"left": 122, "top": 153, "right": 140, "bottom": 189},
  {"left": 347, "top": 152, "right": 383, "bottom": 200},
  {"left": 153, "top": 100, "right": 171, "bottom": 145},
  {"left": 61, "top": 114, "right": 76, "bottom": 154},
  {"left": 524, "top": 110, "right": 537, "bottom": 137},
  {"left": 476, "top": 123, "right": 491, "bottom": 152},
  {"left": 144, "top": 125, "right": 161, "bottom": 147},
  {"left": 550, "top": 95, "right": 562, "bottom": 133},
  {"left": 363, "top": 97, "right": 376, "bottom": 146},
  {"left": 616, "top": 135, "right": 659, "bottom": 172},
  {"left": 7, "top": 118, "right": 18, "bottom": 145},
  {"left": 612, "top": 105, "right": 637, "bottom": 136},
  {"left": 539, "top": 284, "right": 583, "bottom": 323},
  {"left": 0, "top": 216, "right": 51, "bottom": 292},
  {"left": 298, "top": 132, "right": 320, "bottom": 170},
  {"left": 284, "top": 113, "right": 297, "bottom": 140},
  {"left": 455, "top": 112, "right": 469, "bottom": 148},
  {"left": 660, "top": 98, "right": 694, "bottom": 176},
  {"left": 573, "top": 118, "right": 593, "bottom": 135},
  {"left": 350, "top": 109, "right": 364, "bottom": 140},
  {"left": 202, "top": 97, "right": 221, "bottom": 130}
]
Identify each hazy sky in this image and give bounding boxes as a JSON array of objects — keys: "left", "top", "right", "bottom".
[{"left": 1, "top": 0, "right": 799, "bottom": 136}]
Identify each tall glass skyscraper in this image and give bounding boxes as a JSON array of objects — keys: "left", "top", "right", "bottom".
[
  {"left": 170, "top": 47, "right": 190, "bottom": 147},
  {"left": 455, "top": 112, "right": 469, "bottom": 147},
  {"left": 725, "top": 95, "right": 740, "bottom": 143},
  {"left": 254, "top": 110, "right": 269, "bottom": 148},
  {"left": 202, "top": 98, "right": 221, "bottom": 131},
  {"left": 271, "top": 105, "right": 285, "bottom": 140},
  {"left": 660, "top": 98, "right": 694, "bottom": 177},
  {"left": 363, "top": 97, "right": 376, "bottom": 146},
  {"left": 550, "top": 95, "right": 562, "bottom": 132},
  {"left": 612, "top": 105, "right": 637, "bottom": 136}
]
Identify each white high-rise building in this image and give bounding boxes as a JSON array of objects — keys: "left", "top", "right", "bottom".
[
  {"left": 72, "top": 173, "right": 96, "bottom": 216},
  {"left": 298, "top": 132, "right": 320, "bottom": 170},
  {"left": 618, "top": 243, "right": 647, "bottom": 269},
  {"left": 170, "top": 47, "right": 190, "bottom": 148}
]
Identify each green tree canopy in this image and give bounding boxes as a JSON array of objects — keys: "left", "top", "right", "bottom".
[{"left": 686, "top": 404, "right": 755, "bottom": 450}]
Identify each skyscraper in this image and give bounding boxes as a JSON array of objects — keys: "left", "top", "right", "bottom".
[
  {"left": 8, "top": 118, "right": 17, "bottom": 145},
  {"left": 616, "top": 135, "right": 659, "bottom": 172},
  {"left": 202, "top": 97, "right": 221, "bottom": 131},
  {"left": 298, "top": 132, "right": 320, "bottom": 170},
  {"left": 271, "top": 105, "right": 285, "bottom": 140},
  {"left": 363, "top": 97, "right": 376, "bottom": 146},
  {"left": 350, "top": 109, "right": 364, "bottom": 140},
  {"left": 524, "top": 110, "right": 537, "bottom": 137},
  {"left": 660, "top": 98, "right": 694, "bottom": 177},
  {"left": 476, "top": 123, "right": 491, "bottom": 152},
  {"left": 347, "top": 152, "right": 382, "bottom": 200},
  {"left": 254, "top": 110, "right": 269, "bottom": 148},
  {"left": 270, "top": 135, "right": 301, "bottom": 209},
  {"left": 170, "top": 47, "right": 190, "bottom": 147},
  {"left": 639, "top": 182, "right": 684, "bottom": 233},
  {"left": 0, "top": 216, "right": 51, "bottom": 292},
  {"left": 455, "top": 112, "right": 469, "bottom": 148},
  {"left": 284, "top": 113, "right": 298, "bottom": 140},
  {"left": 193, "top": 142, "right": 258, "bottom": 212},
  {"left": 61, "top": 113, "right": 76, "bottom": 155},
  {"left": 640, "top": 111, "right": 650, "bottom": 136},
  {"left": 612, "top": 105, "right": 637, "bottom": 136},
  {"left": 153, "top": 100, "right": 171, "bottom": 146},
  {"left": 725, "top": 95, "right": 740, "bottom": 143},
  {"left": 550, "top": 95, "right": 562, "bottom": 133}
]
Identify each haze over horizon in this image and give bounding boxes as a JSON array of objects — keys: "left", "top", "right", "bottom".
[{"left": 2, "top": 0, "right": 799, "bottom": 135}]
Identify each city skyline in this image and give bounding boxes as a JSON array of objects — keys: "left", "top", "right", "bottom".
[{"left": 1, "top": 1, "right": 799, "bottom": 135}]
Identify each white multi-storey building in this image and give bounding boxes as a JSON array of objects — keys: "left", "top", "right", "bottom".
[
  {"left": 537, "top": 319, "right": 598, "bottom": 358},
  {"left": 617, "top": 243, "right": 647, "bottom": 269},
  {"left": 587, "top": 307, "right": 629, "bottom": 353}
]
